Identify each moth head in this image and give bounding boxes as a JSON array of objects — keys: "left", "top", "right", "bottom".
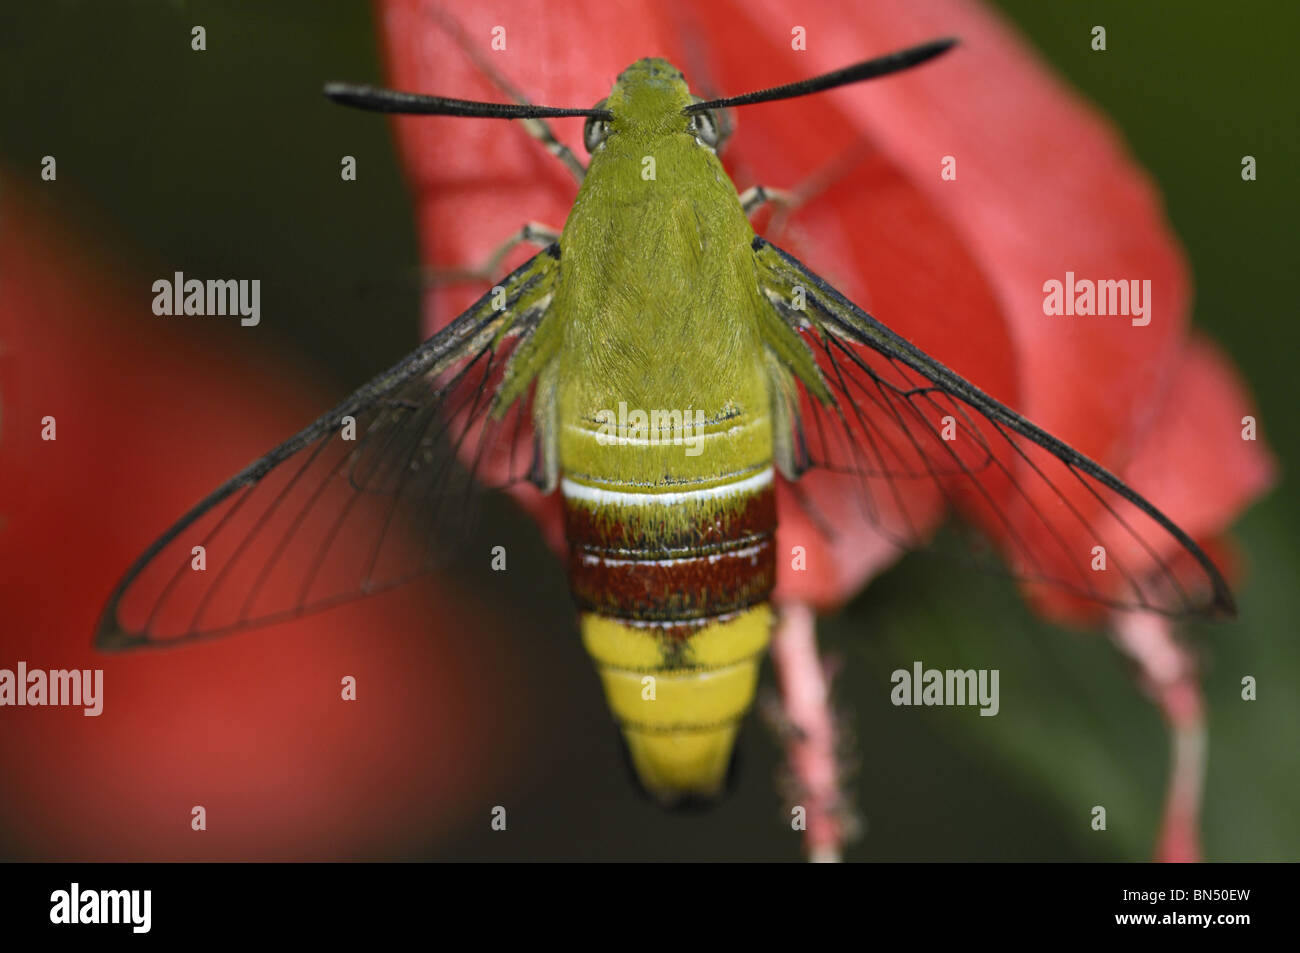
[{"left": 589, "top": 58, "right": 707, "bottom": 151}]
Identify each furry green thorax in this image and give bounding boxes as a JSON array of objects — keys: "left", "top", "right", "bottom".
[{"left": 555, "top": 58, "right": 768, "bottom": 417}]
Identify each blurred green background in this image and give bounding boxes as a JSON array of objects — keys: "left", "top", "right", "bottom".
[{"left": 1, "top": 1, "right": 1295, "bottom": 860}]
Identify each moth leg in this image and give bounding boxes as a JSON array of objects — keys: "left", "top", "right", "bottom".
[
  {"left": 744, "top": 142, "right": 877, "bottom": 234},
  {"left": 517, "top": 118, "right": 587, "bottom": 183},
  {"left": 423, "top": 222, "right": 562, "bottom": 286},
  {"left": 714, "top": 108, "right": 736, "bottom": 153},
  {"left": 427, "top": 6, "right": 586, "bottom": 183},
  {"left": 740, "top": 185, "right": 809, "bottom": 242},
  {"left": 739, "top": 184, "right": 799, "bottom": 217}
]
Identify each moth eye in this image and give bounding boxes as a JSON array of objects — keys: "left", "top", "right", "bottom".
[
  {"left": 583, "top": 101, "right": 611, "bottom": 153},
  {"left": 687, "top": 109, "right": 719, "bottom": 148}
]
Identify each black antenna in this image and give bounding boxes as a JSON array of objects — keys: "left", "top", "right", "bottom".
[
  {"left": 684, "top": 37, "right": 957, "bottom": 114},
  {"left": 323, "top": 82, "right": 612, "bottom": 120}
]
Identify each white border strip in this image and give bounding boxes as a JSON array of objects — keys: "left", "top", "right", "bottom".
[{"left": 560, "top": 467, "right": 773, "bottom": 507}]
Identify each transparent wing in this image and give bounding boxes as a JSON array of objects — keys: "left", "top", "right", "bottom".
[
  {"left": 754, "top": 237, "right": 1235, "bottom": 620},
  {"left": 95, "top": 246, "right": 560, "bottom": 650}
]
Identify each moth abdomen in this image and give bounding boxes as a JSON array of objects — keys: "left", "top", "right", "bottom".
[{"left": 559, "top": 403, "right": 776, "bottom": 804}]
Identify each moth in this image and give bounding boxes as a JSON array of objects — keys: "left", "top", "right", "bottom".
[{"left": 96, "top": 38, "right": 1233, "bottom": 805}]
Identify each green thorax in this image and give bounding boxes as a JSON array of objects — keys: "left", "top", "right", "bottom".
[{"left": 550, "top": 59, "right": 773, "bottom": 487}]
